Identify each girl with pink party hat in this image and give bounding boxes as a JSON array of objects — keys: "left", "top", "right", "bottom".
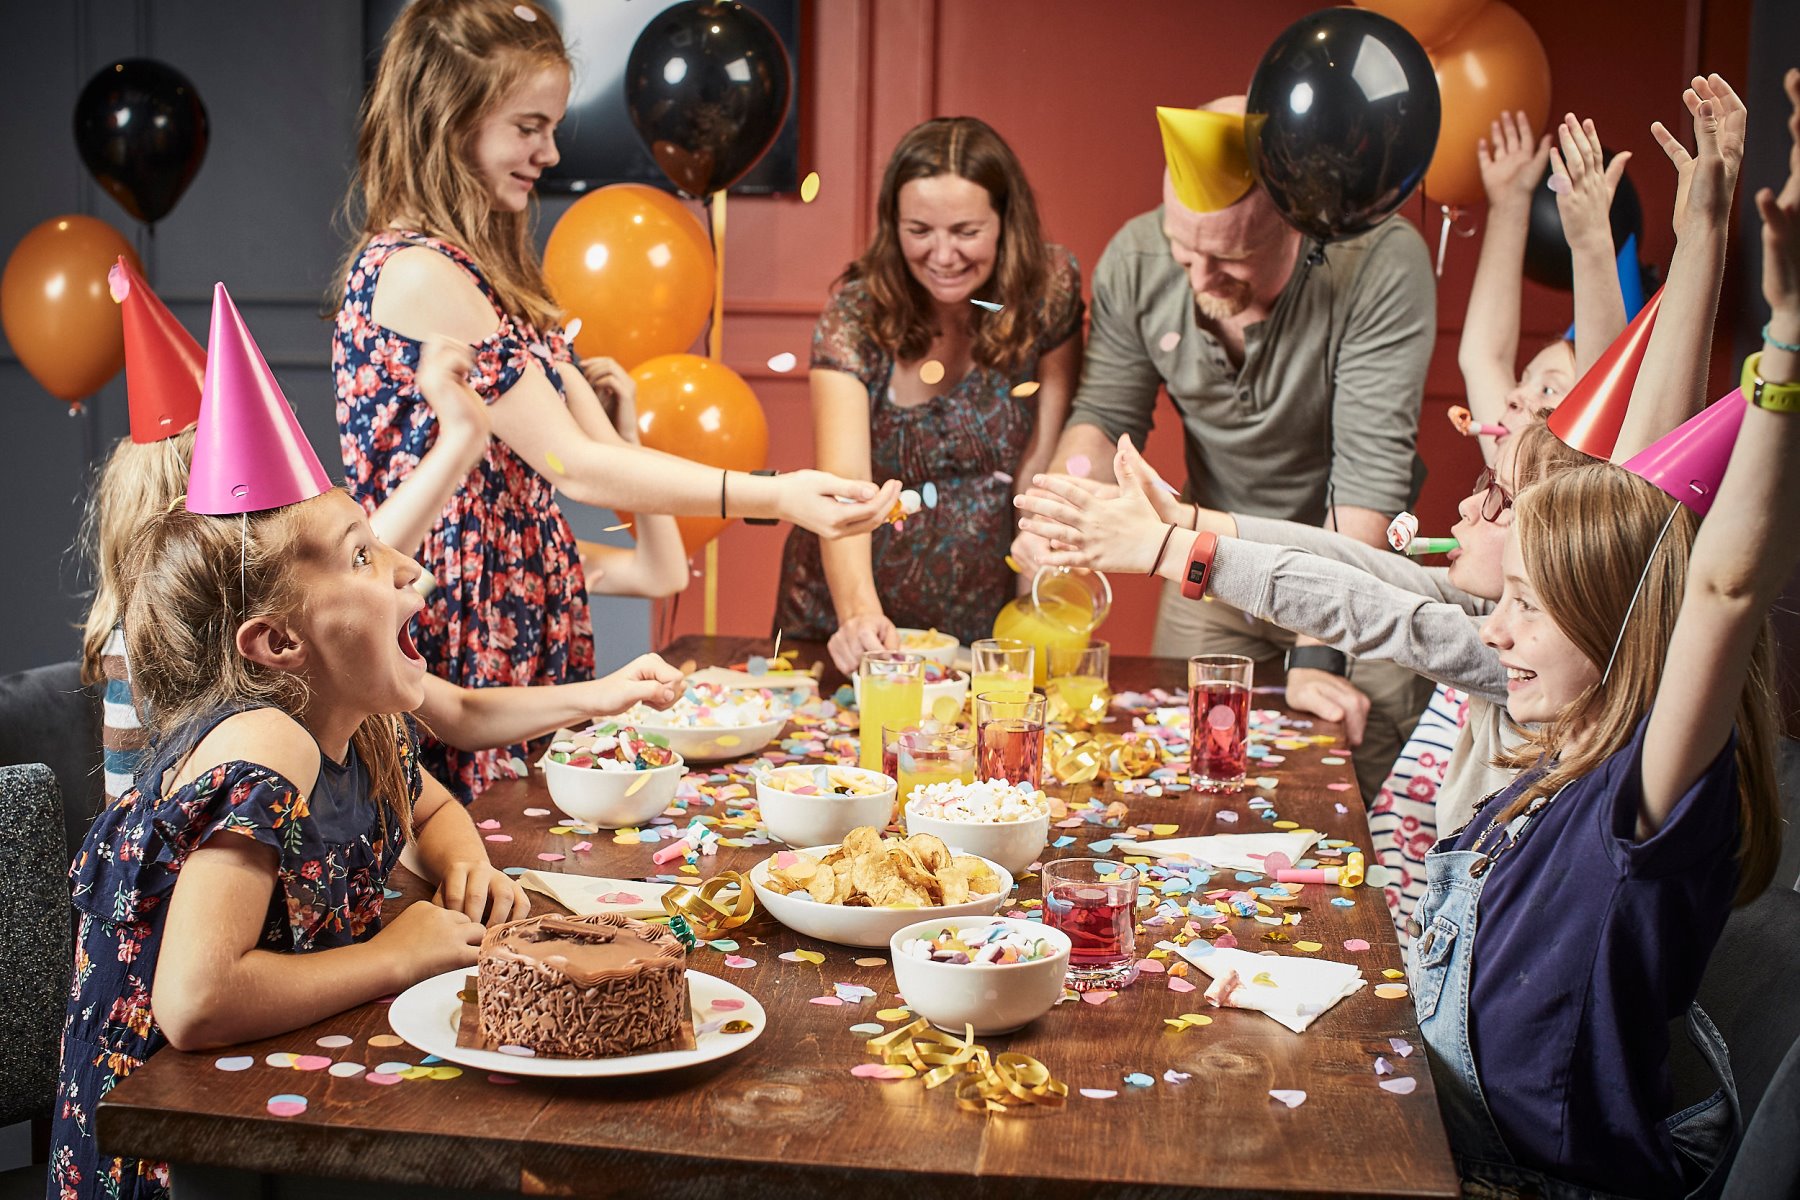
[{"left": 53, "top": 284, "right": 529, "bottom": 1200}]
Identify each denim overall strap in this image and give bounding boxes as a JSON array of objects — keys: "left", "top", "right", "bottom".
[{"left": 1665, "top": 1003, "right": 1742, "bottom": 1200}]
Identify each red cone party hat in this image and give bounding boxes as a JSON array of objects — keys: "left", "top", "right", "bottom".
[
  {"left": 1620, "top": 387, "right": 1747, "bottom": 517},
  {"left": 111, "top": 257, "right": 204, "bottom": 444},
  {"left": 186, "top": 283, "right": 332, "bottom": 516},
  {"left": 1547, "top": 286, "right": 1664, "bottom": 459}
]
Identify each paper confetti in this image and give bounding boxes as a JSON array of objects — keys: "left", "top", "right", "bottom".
[
  {"left": 266, "top": 1094, "right": 308, "bottom": 1118},
  {"left": 1123, "top": 1073, "right": 1155, "bottom": 1088},
  {"left": 315, "top": 1035, "right": 353, "bottom": 1049},
  {"left": 545, "top": 452, "right": 565, "bottom": 476},
  {"left": 1373, "top": 983, "right": 1411, "bottom": 1000},
  {"left": 1379, "top": 1076, "right": 1419, "bottom": 1095},
  {"left": 767, "top": 352, "right": 798, "bottom": 373},
  {"left": 1158, "top": 331, "right": 1182, "bottom": 353},
  {"left": 368, "top": 1034, "right": 405, "bottom": 1048},
  {"left": 1343, "top": 938, "right": 1370, "bottom": 952},
  {"left": 919, "top": 360, "right": 946, "bottom": 385},
  {"left": 1164, "top": 1069, "right": 1192, "bottom": 1083},
  {"left": 214, "top": 1056, "right": 254, "bottom": 1072},
  {"left": 327, "top": 1062, "right": 366, "bottom": 1078},
  {"left": 1269, "top": 1089, "right": 1308, "bottom": 1108},
  {"left": 1079, "top": 1088, "right": 1118, "bottom": 1100},
  {"left": 1389, "top": 1037, "right": 1414, "bottom": 1058},
  {"left": 722, "top": 955, "right": 756, "bottom": 969},
  {"left": 1011, "top": 380, "right": 1041, "bottom": 398},
  {"left": 800, "top": 171, "right": 821, "bottom": 203}
]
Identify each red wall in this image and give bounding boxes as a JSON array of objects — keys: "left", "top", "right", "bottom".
[{"left": 659, "top": 0, "right": 1749, "bottom": 653}]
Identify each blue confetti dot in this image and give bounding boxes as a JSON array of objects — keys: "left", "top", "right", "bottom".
[
  {"left": 384, "top": 888, "right": 403, "bottom": 898},
  {"left": 922, "top": 481, "right": 939, "bottom": 509},
  {"left": 501, "top": 867, "right": 527, "bottom": 877},
  {"left": 747, "top": 655, "right": 767, "bottom": 676},
  {"left": 1124, "top": 1072, "right": 1156, "bottom": 1087},
  {"left": 1330, "top": 896, "right": 1356, "bottom": 907}
]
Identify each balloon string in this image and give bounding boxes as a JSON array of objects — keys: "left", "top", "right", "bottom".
[
  {"left": 704, "top": 191, "right": 728, "bottom": 637},
  {"left": 1436, "top": 205, "right": 1454, "bottom": 278}
]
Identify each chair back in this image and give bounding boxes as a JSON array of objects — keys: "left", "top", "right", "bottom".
[{"left": 0, "top": 763, "right": 74, "bottom": 1127}]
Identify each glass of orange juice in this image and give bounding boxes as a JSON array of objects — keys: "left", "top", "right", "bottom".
[
  {"left": 970, "top": 637, "right": 1035, "bottom": 705},
  {"left": 1047, "top": 640, "right": 1111, "bottom": 729},
  {"left": 858, "top": 652, "right": 923, "bottom": 771}
]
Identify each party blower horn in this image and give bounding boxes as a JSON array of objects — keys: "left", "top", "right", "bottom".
[
  {"left": 1619, "top": 387, "right": 1746, "bottom": 517},
  {"left": 1546, "top": 286, "right": 1663, "bottom": 459},
  {"left": 1157, "top": 106, "right": 1255, "bottom": 214},
  {"left": 187, "top": 282, "right": 332, "bottom": 516},
  {"left": 111, "top": 257, "right": 205, "bottom": 444}
]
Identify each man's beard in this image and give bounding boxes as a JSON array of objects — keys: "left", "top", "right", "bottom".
[{"left": 1193, "top": 282, "right": 1253, "bottom": 321}]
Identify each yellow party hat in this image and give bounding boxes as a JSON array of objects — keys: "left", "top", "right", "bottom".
[{"left": 1156, "top": 106, "right": 1255, "bottom": 213}]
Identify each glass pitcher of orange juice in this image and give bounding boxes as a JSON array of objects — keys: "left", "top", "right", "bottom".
[{"left": 991, "top": 567, "right": 1112, "bottom": 686}]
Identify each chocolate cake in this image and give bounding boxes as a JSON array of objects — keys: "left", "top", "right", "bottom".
[{"left": 476, "top": 913, "right": 689, "bottom": 1057}]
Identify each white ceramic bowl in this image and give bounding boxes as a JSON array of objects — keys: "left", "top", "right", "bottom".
[
  {"left": 901, "top": 800, "right": 1051, "bottom": 877},
  {"left": 542, "top": 753, "right": 686, "bottom": 829},
  {"left": 895, "top": 628, "right": 959, "bottom": 669},
  {"left": 889, "top": 916, "right": 1071, "bottom": 1035},
  {"left": 853, "top": 670, "right": 970, "bottom": 723},
  {"left": 627, "top": 716, "right": 787, "bottom": 764},
  {"left": 755, "top": 766, "right": 898, "bottom": 847},
  {"left": 749, "top": 845, "right": 1013, "bottom": 948}
]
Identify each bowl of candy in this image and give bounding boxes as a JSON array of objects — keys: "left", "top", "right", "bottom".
[
  {"left": 890, "top": 916, "right": 1071, "bottom": 1034},
  {"left": 750, "top": 827, "right": 1012, "bottom": 948},
  {"left": 902, "top": 779, "right": 1053, "bottom": 876},
  {"left": 625, "top": 681, "right": 793, "bottom": 763},
  {"left": 756, "top": 764, "right": 898, "bottom": 847},
  {"left": 896, "top": 627, "right": 959, "bottom": 670},
  {"left": 854, "top": 661, "right": 969, "bottom": 723},
  {"left": 541, "top": 726, "right": 685, "bottom": 828}
]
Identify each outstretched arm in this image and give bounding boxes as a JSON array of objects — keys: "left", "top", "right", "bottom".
[{"left": 1549, "top": 113, "right": 1631, "bottom": 372}]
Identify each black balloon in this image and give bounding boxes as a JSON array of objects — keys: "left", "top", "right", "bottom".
[
  {"left": 73, "top": 59, "right": 208, "bottom": 225},
  {"left": 1245, "top": 9, "right": 1440, "bottom": 243},
  {"left": 1523, "top": 160, "right": 1644, "bottom": 291},
  {"left": 624, "top": 1, "right": 792, "bottom": 197}
]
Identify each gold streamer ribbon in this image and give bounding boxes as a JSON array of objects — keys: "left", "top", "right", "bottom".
[
  {"left": 1046, "top": 730, "right": 1171, "bottom": 785},
  {"left": 660, "top": 870, "right": 754, "bottom": 940},
  {"left": 866, "top": 1018, "right": 1067, "bottom": 1112}
]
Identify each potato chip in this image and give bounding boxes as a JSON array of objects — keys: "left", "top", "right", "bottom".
[{"left": 762, "top": 826, "right": 1001, "bottom": 909}]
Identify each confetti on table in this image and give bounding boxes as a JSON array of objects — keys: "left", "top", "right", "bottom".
[
  {"left": 1079, "top": 1088, "right": 1118, "bottom": 1100},
  {"left": 849, "top": 1022, "right": 885, "bottom": 1035},
  {"left": 1158, "top": 331, "right": 1182, "bottom": 353},
  {"left": 523, "top": 807, "right": 550, "bottom": 817},
  {"left": 1011, "top": 380, "right": 1041, "bottom": 397},
  {"left": 1163, "top": 1013, "right": 1212, "bottom": 1031},
  {"left": 214, "top": 1056, "right": 254, "bottom": 1072},
  {"left": 1381, "top": 968, "right": 1406, "bottom": 980},
  {"left": 810, "top": 995, "right": 845, "bottom": 1007},
  {"left": 1374, "top": 1056, "right": 1394, "bottom": 1076},
  {"left": 1135, "top": 958, "right": 1166, "bottom": 974},
  {"left": 496, "top": 1045, "right": 537, "bottom": 1058},
  {"left": 1379, "top": 1076, "right": 1418, "bottom": 1095},
  {"left": 779, "top": 949, "right": 825, "bottom": 964},
  {"left": 266, "top": 1094, "right": 308, "bottom": 1118},
  {"left": 767, "top": 352, "right": 798, "bottom": 373},
  {"left": 1374, "top": 983, "right": 1411, "bottom": 1000},
  {"left": 292, "top": 1055, "right": 332, "bottom": 1072},
  {"left": 328, "top": 1062, "right": 366, "bottom": 1079},
  {"left": 484, "top": 833, "right": 513, "bottom": 843},
  {"left": 854, "top": 956, "right": 887, "bottom": 967},
  {"left": 1320, "top": 756, "right": 1346, "bottom": 766},
  {"left": 536, "top": 852, "right": 565, "bottom": 863},
  {"left": 1124, "top": 1073, "right": 1155, "bottom": 1088},
  {"left": 365, "top": 1072, "right": 403, "bottom": 1086},
  {"left": 1331, "top": 897, "right": 1355, "bottom": 907},
  {"left": 1269, "top": 1089, "right": 1308, "bottom": 1108},
  {"left": 1294, "top": 940, "right": 1322, "bottom": 953},
  {"left": 1080, "top": 989, "right": 1117, "bottom": 1006},
  {"left": 1343, "top": 938, "right": 1370, "bottom": 952},
  {"left": 1167, "top": 976, "right": 1197, "bottom": 993},
  {"left": 374, "top": 1061, "right": 412, "bottom": 1074},
  {"left": 315, "top": 1035, "right": 353, "bottom": 1049},
  {"left": 800, "top": 171, "right": 821, "bottom": 203},
  {"left": 723, "top": 955, "right": 756, "bottom": 969},
  {"left": 368, "top": 1034, "right": 405, "bottom": 1048},
  {"left": 1327, "top": 782, "right": 1353, "bottom": 792},
  {"left": 919, "top": 360, "right": 946, "bottom": 385},
  {"left": 265, "top": 1053, "right": 298, "bottom": 1069},
  {"left": 876, "top": 1007, "right": 911, "bottom": 1021}
]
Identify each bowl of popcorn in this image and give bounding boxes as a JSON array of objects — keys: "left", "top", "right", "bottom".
[
  {"left": 624, "top": 681, "right": 793, "bottom": 763},
  {"left": 755, "top": 764, "right": 898, "bottom": 847},
  {"left": 541, "top": 725, "right": 686, "bottom": 828},
  {"left": 853, "top": 661, "right": 970, "bottom": 723},
  {"left": 896, "top": 627, "right": 959, "bottom": 669},
  {"left": 749, "top": 826, "right": 1012, "bottom": 947},
  {"left": 902, "top": 778, "right": 1052, "bottom": 876},
  {"left": 890, "top": 916, "right": 1072, "bottom": 1034}
]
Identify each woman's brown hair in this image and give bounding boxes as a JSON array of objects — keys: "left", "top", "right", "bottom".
[
  {"left": 122, "top": 494, "right": 414, "bottom": 840},
  {"left": 1497, "top": 464, "right": 1780, "bottom": 904},
  {"left": 845, "top": 116, "right": 1063, "bottom": 375},
  {"left": 334, "top": 0, "right": 570, "bottom": 329},
  {"left": 80, "top": 431, "right": 196, "bottom": 685}
]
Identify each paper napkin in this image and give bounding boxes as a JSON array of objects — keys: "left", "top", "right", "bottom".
[
  {"left": 516, "top": 872, "right": 674, "bottom": 919},
  {"left": 1172, "top": 944, "right": 1366, "bottom": 1033},
  {"left": 1110, "top": 830, "right": 1321, "bottom": 873}
]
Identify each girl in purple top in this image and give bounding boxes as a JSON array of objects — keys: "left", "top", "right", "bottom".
[{"left": 1413, "top": 70, "right": 1800, "bottom": 1196}]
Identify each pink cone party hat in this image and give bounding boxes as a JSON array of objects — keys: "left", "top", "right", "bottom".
[
  {"left": 111, "top": 257, "right": 205, "bottom": 443},
  {"left": 1620, "top": 387, "right": 1747, "bottom": 517},
  {"left": 186, "top": 283, "right": 332, "bottom": 515},
  {"left": 1547, "top": 286, "right": 1664, "bottom": 459}
]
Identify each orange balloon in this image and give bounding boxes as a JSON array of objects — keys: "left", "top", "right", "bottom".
[
  {"left": 1356, "top": 0, "right": 1488, "bottom": 49},
  {"left": 1423, "top": 2, "right": 1552, "bottom": 208},
  {"left": 621, "top": 354, "right": 769, "bottom": 554},
  {"left": 1, "top": 215, "right": 141, "bottom": 402},
  {"left": 543, "top": 184, "right": 715, "bottom": 371}
]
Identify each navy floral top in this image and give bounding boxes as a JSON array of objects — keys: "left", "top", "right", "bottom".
[
  {"left": 774, "top": 248, "right": 1084, "bottom": 645},
  {"left": 334, "top": 232, "right": 595, "bottom": 801},
  {"left": 51, "top": 708, "right": 415, "bottom": 1200}
]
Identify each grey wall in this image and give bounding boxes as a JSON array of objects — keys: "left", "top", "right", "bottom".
[{"left": 0, "top": 0, "right": 650, "bottom": 679}]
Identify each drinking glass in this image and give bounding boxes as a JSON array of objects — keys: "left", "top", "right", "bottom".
[
  {"left": 974, "top": 690, "right": 1046, "bottom": 788},
  {"left": 859, "top": 652, "right": 923, "bottom": 771},
  {"left": 882, "top": 723, "right": 978, "bottom": 811},
  {"left": 1188, "top": 654, "right": 1254, "bottom": 791},
  {"left": 1046, "top": 640, "right": 1111, "bottom": 730},
  {"left": 969, "top": 638, "right": 1035, "bottom": 708},
  {"left": 1041, "top": 857, "right": 1140, "bottom": 989}
]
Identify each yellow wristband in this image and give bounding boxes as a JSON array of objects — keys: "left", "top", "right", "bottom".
[{"left": 1742, "top": 352, "right": 1800, "bottom": 413}]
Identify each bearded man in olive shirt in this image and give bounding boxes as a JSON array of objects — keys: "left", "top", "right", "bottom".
[{"left": 1014, "top": 154, "right": 1436, "bottom": 802}]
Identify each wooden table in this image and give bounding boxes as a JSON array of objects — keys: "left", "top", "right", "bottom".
[{"left": 102, "top": 637, "right": 1457, "bottom": 1198}]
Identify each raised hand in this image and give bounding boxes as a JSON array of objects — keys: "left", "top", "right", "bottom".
[
  {"left": 1757, "top": 69, "right": 1800, "bottom": 345},
  {"left": 1652, "top": 73, "right": 1748, "bottom": 236},
  {"left": 1549, "top": 113, "right": 1630, "bottom": 254},
  {"left": 1478, "top": 110, "right": 1552, "bottom": 213}
]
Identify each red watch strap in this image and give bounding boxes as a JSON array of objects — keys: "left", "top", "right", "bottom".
[{"left": 1180, "top": 532, "right": 1218, "bottom": 601}]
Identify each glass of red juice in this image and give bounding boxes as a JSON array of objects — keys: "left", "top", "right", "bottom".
[
  {"left": 1040, "top": 857, "right": 1140, "bottom": 989},
  {"left": 1188, "top": 654, "right": 1254, "bottom": 792},
  {"left": 974, "top": 690, "right": 1046, "bottom": 788}
]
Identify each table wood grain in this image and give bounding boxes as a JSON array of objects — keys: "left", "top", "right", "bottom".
[{"left": 100, "top": 636, "right": 1458, "bottom": 1198}]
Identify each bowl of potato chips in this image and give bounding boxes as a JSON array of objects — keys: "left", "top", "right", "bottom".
[
  {"left": 896, "top": 628, "right": 959, "bottom": 670},
  {"left": 756, "top": 765, "right": 898, "bottom": 847},
  {"left": 750, "top": 827, "right": 1013, "bottom": 947}
]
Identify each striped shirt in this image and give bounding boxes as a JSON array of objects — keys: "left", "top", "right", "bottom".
[{"left": 100, "top": 627, "right": 148, "bottom": 801}]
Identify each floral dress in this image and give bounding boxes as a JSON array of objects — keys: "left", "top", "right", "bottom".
[
  {"left": 774, "top": 248, "right": 1084, "bottom": 646},
  {"left": 51, "top": 708, "right": 414, "bottom": 1200},
  {"left": 335, "top": 232, "right": 594, "bottom": 801}
]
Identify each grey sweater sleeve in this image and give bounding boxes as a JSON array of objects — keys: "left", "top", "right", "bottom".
[
  {"left": 1230, "top": 512, "right": 1488, "bottom": 613},
  {"left": 1206, "top": 537, "right": 1508, "bottom": 703}
]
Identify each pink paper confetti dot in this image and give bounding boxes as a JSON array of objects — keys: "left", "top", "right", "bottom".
[
  {"left": 266, "top": 1098, "right": 308, "bottom": 1118},
  {"left": 1343, "top": 938, "right": 1370, "bottom": 952},
  {"left": 1167, "top": 976, "right": 1197, "bottom": 993},
  {"left": 1065, "top": 454, "right": 1092, "bottom": 478},
  {"left": 1158, "top": 331, "right": 1182, "bottom": 353},
  {"left": 1079, "top": 989, "right": 1116, "bottom": 1006},
  {"left": 571, "top": 841, "right": 593, "bottom": 853},
  {"left": 365, "top": 1072, "right": 403, "bottom": 1086},
  {"left": 809, "top": 995, "right": 845, "bottom": 1006},
  {"left": 1135, "top": 958, "right": 1166, "bottom": 974},
  {"left": 477, "top": 819, "right": 502, "bottom": 830},
  {"left": 484, "top": 833, "right": 513, "bottom": 843},
  {"left": 1327, "top": 782, "right": 1353, "bottom": 792},
  {"left": 710, "top": 998, "right": 746, "bottom": 1011},
  {"left": 849, "top": 1063, "right": 907, "bottom": 1080},
  {"left": 1379, "top": 1076, "right": 1419, "bottom": 1095},
  {"left": 536, "top": 852, "right": 566, "bottom": 863},
  {"left": 723, "top": 955, "right": 757, "bottom": 969},
  {"left": 292, "top": 1055, "right": 332, "bottom": 1071}
]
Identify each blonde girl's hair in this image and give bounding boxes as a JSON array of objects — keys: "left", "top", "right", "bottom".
[
  {"left": 1506, "top": 418, "right": 1595, "bottom": 493},
  {"left": 845, "top": 116, "right": 1064, "bottom": 375},
  {"left": 1497, "top": 464, "right": 1780, "bottom": 904},
  {"left": 334, "top": 0, "right": 570, "bottom": 329},
  {"left": 80, "top": 430, "right": 196, "bottom": 685},
  {"left": 121, "top": 493, "right": 414, "bottom": 840}
]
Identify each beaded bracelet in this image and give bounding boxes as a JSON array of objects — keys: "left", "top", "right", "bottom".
[{"left": 1764, "top": 322, "right": 1800, "bottom": 355}]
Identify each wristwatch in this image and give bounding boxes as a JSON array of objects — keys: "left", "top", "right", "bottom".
[
  {"left": 1284, "top": 646, "right": 1348, "bottom": 677},
  {"left": 1179, "top": 532, "right": 1217, "bottom": 600},
  {"left": 744, "top": 469, "right": 780, "bottom": 525},
  {"left": 1742, "top": 352, "right": 1800, "bottom": 413}
]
